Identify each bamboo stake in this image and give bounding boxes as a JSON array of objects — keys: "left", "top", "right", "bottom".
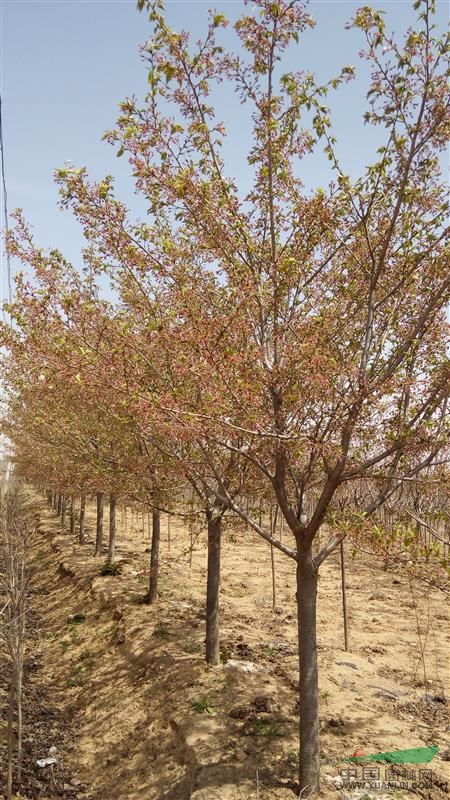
[
  {"left": 269, "top": 506, "right": 277, "bottom": 611},
  {"left": 340, "top": 540, "right": 349, "bottom": 651}
]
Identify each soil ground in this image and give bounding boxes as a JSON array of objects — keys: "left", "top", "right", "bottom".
[{"left": 1, "top": 492, "right": 449, "bottom": 800}]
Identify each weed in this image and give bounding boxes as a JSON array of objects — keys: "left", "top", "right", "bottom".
[
  {"left": 320, "top": 689, "right": 332, "bottom": 705},
  {"left": 153, "top": 623, "right": 170, "bottom": 638},
  {"left": 265, "top": 646, "right": 277, "bottom": 658},
  {"left": 184, "top": 640, "right": 201, "bottom": 654},
  {"left": 247, "top": 716, "right": 284, "bottom": 738},
  {"left": 69, "top": 628, "right": 80, "bottom": 645},
  {"left": 60, "top": 639, "right": 70, "bottom": 653},
  {"left": 42, "top": 631, "right": 59, "bottom": 642},
  {"left": 65, "top": 675, "right": 84, "bottom": 688},
  {"left": 191, "top": 696, "right": 216, "bottom": 715},
  {"left": 78, "top": 650, "right": 92, "bottom": 662},
  {"left": 99, "top": 561, "right": 122, "bottom": 576},
  {"left": 67, "top": 612, "right": 86, "bottom": 624}
]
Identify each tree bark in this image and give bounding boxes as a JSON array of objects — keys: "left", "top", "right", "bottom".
[
  {"left": 61, "top": 495, "right": 66, "bottom": 528},
  {"left": 147, "top": 509, "right": 160, "bottom": 604},
  {"left": 108, "top": 493, "right": 117, "bottom": 563},
  {"left": 296, "top": 545, "right": 320, "bottom": 797},
  {"left": 69, "top": 495, "right": 75, "bottom": 536},
  {"left": 79, "top": 495, "right": 86, "bottom": 545},
  {"left": 206, "top": 512, "right": 221, "bottom": 665},
  {"left": 57, "top": 493, "right": 62, "bottom": 516},
  {"left": 16, "top": 658, "right": 23, "bottom": 782},
  {"left": 7, "top": 672, "right": 14, "bottom": 800},
  {"left": 95, "top": 492, "right": 104, "bottom": 556}
]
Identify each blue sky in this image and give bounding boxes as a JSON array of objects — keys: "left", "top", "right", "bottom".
[{"left": 1, "top": 0, "right": 448, "bottom": 298}]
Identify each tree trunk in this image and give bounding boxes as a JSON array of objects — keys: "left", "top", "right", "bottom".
[
  {"left": 7, "top": 671, "right": 14, "bottom": 800},
  {"left": 69, "top": 495, "right": 75, "bottom": 536},
  {"left": 206, "top": 513, "right": 221, "bottom": 665},
  {"left": 16, "top": 657, "right": 23, "bottom": 782},
  {"left": 61, "top": 495, "right": 66, "bottom": 528},
  {"left": 296, "top": 546, "right": 320, "bottom": 797},
  {"left": 57, "top": 493, "right": 62, "bottom": 516},
  {"left": 147, "top": 509, "right": 160, "bottom": 604},
  {"left": 79, "top": 495, "right": 86, "bottom": 545},
  {"left": 108, "top": 494, "right": 117, "bottom": 563},
  {"left": 95, "top": 492, "right": 104, "bottom": 556}
]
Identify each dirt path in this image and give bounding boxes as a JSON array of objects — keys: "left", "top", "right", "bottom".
[{"left": 3, "top": 493, "right": 449, "bottom": 800}]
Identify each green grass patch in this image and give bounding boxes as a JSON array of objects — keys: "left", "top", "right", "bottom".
[
  {"left": 78, "top": 649, "right": 92, "bottom": 662},
  {"left": 247, "top": 716, "right": 284, "bottom": 738},
  {"left": 65, "top": 675, "right": 84, "bottom": 688},
  {"left": 42, "top": 631, "right": 59, "bottom": 642},
  {"left": 152, "top": 623, "right": 170, "bottom": 638},
  {"left": 183, "top": 640, "right": 201, "bottom": 654},
  {"left": 191, "top": 696, "right": 216, "bottom": 715}
]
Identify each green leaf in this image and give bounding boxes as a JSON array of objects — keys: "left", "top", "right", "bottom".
[{"left": 213, "top": 13, "right": 227, "bottom": 27}]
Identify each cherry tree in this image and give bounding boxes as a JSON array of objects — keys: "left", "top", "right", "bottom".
[{"left": 1, "top": 244, "right": 169, "bottom": 564}]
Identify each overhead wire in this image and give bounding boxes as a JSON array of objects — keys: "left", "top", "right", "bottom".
[{"left": 0, "top": 94, "right": 12, "bottom": 311}]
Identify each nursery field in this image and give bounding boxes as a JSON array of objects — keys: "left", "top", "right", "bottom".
[
  {"left": 2, "top": 0, "right": 450, "bottom": 797},
  {"left": 1, "top": 492, "right": 449, "bottom": 800}
]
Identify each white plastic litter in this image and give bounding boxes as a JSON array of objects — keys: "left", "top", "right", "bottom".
[
  {"left": 36, "top": 756, "right": 58, "bottom": 768},
  {"left": 224, "top": 659, "right": 263, "bottom": 674}
]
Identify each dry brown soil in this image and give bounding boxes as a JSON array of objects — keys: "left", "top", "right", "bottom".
[{"left": 1, "top": 493, "right": 449, "bottom": 800}]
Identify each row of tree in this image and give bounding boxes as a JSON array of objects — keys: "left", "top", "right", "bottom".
[
  {"left": 1, "top": 0, "right": 449, "bottom": 794},
  {"left": 0, "top": 486, "right": 36, "bottom": 800}
]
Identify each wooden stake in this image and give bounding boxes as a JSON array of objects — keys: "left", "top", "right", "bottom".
[
  {"left": 269, "top": 506, "right": 277, "bottom": 611},
  {"left": 340, "top": 540, "right": 349, "bottom": 651}
]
